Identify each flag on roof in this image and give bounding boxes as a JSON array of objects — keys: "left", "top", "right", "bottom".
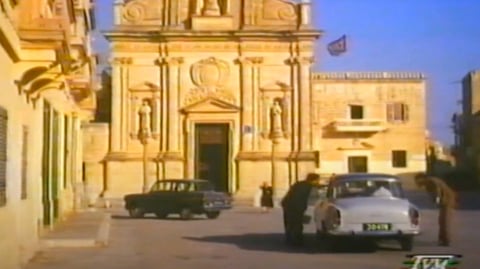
[{"left": 327, "top": 35, "right": 347, "bottom": 56}]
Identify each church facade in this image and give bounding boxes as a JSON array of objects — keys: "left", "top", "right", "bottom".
[{"left": 84, "top": 0, "right": 427, "bottom": 200}]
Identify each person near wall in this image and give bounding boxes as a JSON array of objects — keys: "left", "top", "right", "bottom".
[
  {"left": 281, "top": 173, "right": 320, "bottom": 246},
  {"left": 260, "top": 182, "right": 274, "bottom": 212},
  {"left": 414, "top": 172, "right": 458, "bottom": 246}
]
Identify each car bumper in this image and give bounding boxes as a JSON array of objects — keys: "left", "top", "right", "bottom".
[
  {"left": 203, "top": 204, "right": 232, "bottom": 211},
  {"left": 327, "top": 230, "right": 421, "bottom": 237}
]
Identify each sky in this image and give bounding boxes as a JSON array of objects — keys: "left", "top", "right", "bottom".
[{"left": 92, "top": 0, "right": 480, "bottom": 146}]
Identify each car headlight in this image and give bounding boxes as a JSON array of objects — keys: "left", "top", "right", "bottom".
[{"left": 409, "top": 207, "right": 420, "bottom": 226}]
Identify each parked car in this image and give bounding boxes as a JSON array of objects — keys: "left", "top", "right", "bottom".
[
  {"left": 124, "top": 179, "right": 232, "bottom": 220},
  {"left": 313, "top": 173, "right": 420, "bottom": 251}
]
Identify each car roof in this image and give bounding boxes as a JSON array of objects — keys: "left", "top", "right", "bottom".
[{"left": 332, "top": 173, "right": 400, "bottom": 183}]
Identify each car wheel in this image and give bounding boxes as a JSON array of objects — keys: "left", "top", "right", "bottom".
[
  {"left": 206, "top": 211, "right": 220, "bottom": 219},
  {"left": 400, "top": 236, "right": 414, "bottom": 251},
  {"left": 128, "top": 207, "right": 144, "bottom": 218},
  {"left": 155, "top": 212, "right": 168, "bottom": 219},
  {"left": 180, "top": 208, "right": 192, "bottom": 220}
]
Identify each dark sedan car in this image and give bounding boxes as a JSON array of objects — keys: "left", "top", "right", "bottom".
[{"left": 124, "top": 179, "right": 232, "bottom": 220}]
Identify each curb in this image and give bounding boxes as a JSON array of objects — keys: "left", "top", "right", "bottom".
[{"left": 40, "top": 213, "right": 111, "bottom": 248}]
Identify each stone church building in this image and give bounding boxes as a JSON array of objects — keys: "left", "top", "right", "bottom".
[{"left": 83, "top": 0, "right": 427, "bottom": 201}]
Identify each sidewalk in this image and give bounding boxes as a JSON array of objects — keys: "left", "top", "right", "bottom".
[{"left": 40, "top": 209, "right": 111, "bottom": 248}]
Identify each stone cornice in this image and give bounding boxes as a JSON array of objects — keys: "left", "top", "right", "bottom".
[
  {"left": 103, "top": 29, "right": 323, "bottom": 42},
  {"left": 313, "top": 72, "right": 426, "bottom": 81}
]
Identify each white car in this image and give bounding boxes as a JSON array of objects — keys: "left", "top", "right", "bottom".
[{"left": 313, "top": 173, "right": 420, "bottom": 251}]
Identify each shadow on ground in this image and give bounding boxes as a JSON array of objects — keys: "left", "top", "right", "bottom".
[
  {"left": 111, "top": 214, "right": 208, "bottom": 221},
  {"left": 405, "top": 191, "right": 480, "bottom": 210},
  {"left": 184, "top": 233, "right": 412, "bottom": 254}
]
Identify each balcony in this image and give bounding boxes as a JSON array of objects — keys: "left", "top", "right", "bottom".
[{"left": 333, "top": 119, "right": 387, "bottom": 133}]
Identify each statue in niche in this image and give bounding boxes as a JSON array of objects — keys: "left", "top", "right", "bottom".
[
  {"left": 270, "top": 98, "right": 284, "bottom": 137},
  {"left": 198, "top": 0, "right": 229, "bottom": 16},
  {"left": 138, "top": 99, "right": 152, "bottom": 138}
]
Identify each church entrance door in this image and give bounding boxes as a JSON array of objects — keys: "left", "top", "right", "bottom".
[{"left": 194, "top": 123, "right": 230, "bottom": 192}]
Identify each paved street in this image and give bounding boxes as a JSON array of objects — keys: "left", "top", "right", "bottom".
[{"left": 25, "top": 193, "right": 480, "bottom": 269}]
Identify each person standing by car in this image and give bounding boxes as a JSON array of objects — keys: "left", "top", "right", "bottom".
[
  {"left": 260, "top": 182, "right": 274, "bottom": 212},
  {"left": 414, "top": 173, "right": 457, "bottom": 246},
  {"left": 281, "top": 173, "right": 320, "bottom": 246}
]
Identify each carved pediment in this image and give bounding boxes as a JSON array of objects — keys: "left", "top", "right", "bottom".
[
  {"left": 122, "top": 0, "right": 164, "bottom": 25},
  {"left": 181, "top": 97, "right": 240, "bottom": 114},
  {"left": 129, "top": 81, "right": 160, "bottom": 92},
  {"left": 260, "top": 81, "right": 292, "bottom": 92}
]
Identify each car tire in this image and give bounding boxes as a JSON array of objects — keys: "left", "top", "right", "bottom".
[
  {"left": 206, "top": 211, "right": 220, "bottom": 219},
  {"left": 180, "top": 208, "right": 192, "bottom": 220},
  {"left": 155, "top": 212, "right": 168, "bottom": 219},
  {"left": 399, "top": 236, "right": 414, "bottom": 251},
  {"left": 128, "top": 207, "right": 144, "bottom": 218}
]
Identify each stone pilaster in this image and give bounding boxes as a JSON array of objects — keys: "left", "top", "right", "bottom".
[
  {"left": 165, "top": 57, "right": 184, "bottom": 152},
  {"left": 155, "top": 57, "right": 168, "bottom": 152},
  {"left": 121, "top": 57, "right": 132, "bottom": 151},
  {"left": 296, "top": 56, "right": 314, "bottom": 151},
  {"left": 288, "top": 57, "right": 299, "bottom": 151},
  {"left": 251, "top": 57, "right": 263, "bottom": 150},
  {"left": 110, "top": 58, "right": 122, "bottom": 151},
  {"left": 151, "top": 92, "right": 161, "bottom": 139},
  {"left": 238, "top": 57, "right": 254, "bottom": 151}
]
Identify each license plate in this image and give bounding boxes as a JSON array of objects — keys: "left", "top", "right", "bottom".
[{"left": 363, "top": 223, "right": 392, "bottom": 231}]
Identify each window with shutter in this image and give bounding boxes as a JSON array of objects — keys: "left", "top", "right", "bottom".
[
  {"left": 387, "top": 102, "right": 409, "bottom": 123},
  {"left": 392, "top": 150, "right": 407, "bottom": 168},
  {"left": 0, "top": 106, "right": 7, "bottom": 206}
]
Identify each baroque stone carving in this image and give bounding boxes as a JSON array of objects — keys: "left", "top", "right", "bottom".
[
  {"left": 185, "top": 57, "right": 235, "bottom": 105},
  {"left": 122, "top": 0, "right": 163, "bottom": 24},
  {"left": 263, "top": 0, "right": 297, "bottom": 21}
]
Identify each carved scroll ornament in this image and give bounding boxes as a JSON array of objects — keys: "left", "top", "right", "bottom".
[
  {"left": 263, "top": 0, "right": 297, "bottom": 21},
  {"left": 122, "top": 0, "right": 163, "bottom": 24}
]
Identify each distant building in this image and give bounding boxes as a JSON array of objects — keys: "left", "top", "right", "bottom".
[
  {"left": 83, "top": 0, "right": 428, "bottom": 201},
  {"left": 455, "top": 71, "right": 480, "bottom": 182}
]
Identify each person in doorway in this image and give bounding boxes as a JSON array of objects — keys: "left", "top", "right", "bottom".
[
  {"left": 414, "top": 173, "right": 457, "bottom": 246},
  {"left": 281, "top": 173, "right": 320, "bottom": 246},
  {"left": 260, "top": 182, "right": 274, "bottom": 212}
]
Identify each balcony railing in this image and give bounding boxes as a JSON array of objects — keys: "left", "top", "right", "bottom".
[{"left": 333, "top": 119, "right": 387, "bottom": 132}]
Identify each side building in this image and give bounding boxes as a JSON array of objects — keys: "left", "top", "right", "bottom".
[
  {"left": 312, "top": 72, "right": 427, "bottom": 188},
  {"left": 454, "top": 70, "right": 480, "bottom": 184},
  {"left": 0, "top": 1, "right": 96, "bottom": 269}
]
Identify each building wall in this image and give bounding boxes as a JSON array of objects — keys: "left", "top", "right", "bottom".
[
  {"left": 86, "top": 0, "right": 430, "bottom": 200},
  {"left": 312, "top": 73, "right": 427, "bottom": 188},
  {"left": 0, "top": 1, "right": 96, "bottom": 269}
]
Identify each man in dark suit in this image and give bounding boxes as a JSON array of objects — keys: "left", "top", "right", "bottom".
[
  {"left": 415, "top": 173, "right": 457, "bottom": 246},
  {"left": 281, "top": 173, "right": 320, "bottom": 246}
]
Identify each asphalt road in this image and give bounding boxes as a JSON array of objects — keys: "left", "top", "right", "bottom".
[{"left": 26, "top": 194, "right": 480, "bottom": 269}]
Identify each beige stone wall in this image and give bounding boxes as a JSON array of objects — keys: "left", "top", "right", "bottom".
[{"left": 0, "top": 1, "right": 97, "bottom": 268}]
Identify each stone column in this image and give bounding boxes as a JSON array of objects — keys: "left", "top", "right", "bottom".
[
  {"left": 166, "top": 57, "right": 183, "bottom": 152},
  {"left": 110, "top": 58, "right": 123, "bottom": 152},
  {"left": 297, "top": 56, "right": 314, "bottom": 151},
  {"left": 238, "top": 57, "right": 254, "bottom": 151},
  {"left": 299, "top": 0, "right": 311, "bottom": 28},
  {"left": 152, "top": 93, "right": 161, "bottom": 139}
]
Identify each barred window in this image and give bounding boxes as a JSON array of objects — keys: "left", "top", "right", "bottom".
[
  {"left": 387, "top": 103, "right": 409, "bottom": 123},
  {"left": 0, "top": 107, "right": 7, "bottom": 206},
  {"left": 21, "top": 125, "right": 28, "bottom": 199}
]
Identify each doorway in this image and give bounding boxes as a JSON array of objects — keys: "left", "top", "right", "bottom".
[
  {"left": 194, "top": 123, "right": 230, "bottom": 192},
  {"left": 348, "top": 156, "right": 368, "bottom": 173}
]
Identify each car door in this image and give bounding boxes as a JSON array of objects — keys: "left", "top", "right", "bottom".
[{"left": 148, "top": 181, "right": 173, "bottom": 213}]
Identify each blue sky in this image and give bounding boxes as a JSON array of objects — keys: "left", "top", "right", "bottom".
[{"left": 93, "top": 0, "right": 480, "bottom": 145}]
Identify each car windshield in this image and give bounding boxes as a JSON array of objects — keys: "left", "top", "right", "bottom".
[{"left": 330, "top": 179, "right": 404, "bottom": 199}]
